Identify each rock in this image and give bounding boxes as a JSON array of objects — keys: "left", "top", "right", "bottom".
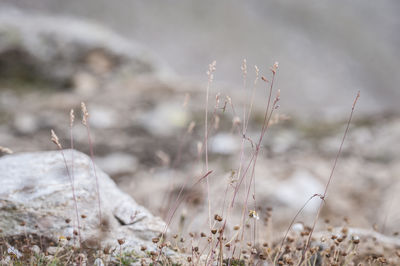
[
  {"left": 93, "top": 258, "right": 105, "bottom": 266},
  {"left": 95, "top": 153, "right": 138, "bottom": 176},
  {"left": 0, "top": 8, "right": 170, "bottom": 90},
  {"left": 274, "top": 170, "right": 324, "bottom": 212},
  {"left": 139, "top": 102, "right": 189, "bottom": 137},
  {"left": 0, "top": 256, "right": 11, "bottom": 265},
  {"left": 270, "top": 130, "right": 299, "bottom": 154},
  {"left": 13, "top": 113, "right": 38, "bottom": 135},
  {"left": 210, "top": 133, "right": 240, "bottom": 155},
  {"left": 46, "top": 246, "right": 59, "bottom": 255},
  {"left": 30, "top": 245, "right": 41, "bottom": 255},
  {"left": 72, "top": 72, "right": 99, "bottom": 96},
  {"left": 291, "top": 223, "right": 304, "bottom": 233},
  {"left": 0, "top": 150, "right": 165, "bottom": 252},
  {"left": 86, "top": 105, "right": 118, "bottom": 129}
]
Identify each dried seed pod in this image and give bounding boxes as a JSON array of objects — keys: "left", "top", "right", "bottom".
[
  {"left": 352, "top": 235, "right": 360, "bottom": 245},
  {"left": 214, "top": 214, "right": 223, "bottom": 222}
]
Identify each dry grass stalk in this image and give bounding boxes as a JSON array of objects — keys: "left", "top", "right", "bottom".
[
  {"left": 68, "top": 109, "right": 81, "bottom": 248},
  {"left": 157, "top": 170, "right": 213, "bottom": 262},
  {"left": 204, "top": 60, "right": 216, "bottom": 230},
  {"left": 50, "top": 129, "right": 82, "bottom": 247},
  {"left": 299, "top": 91, "right": 361, "bottom": 264},
  {"left": 203, "top": 62, "right": 279, "bottom": 263},
  {"left": 80, "top": 102, "right": 102, "bottom": 229},
  {"left": 0, "top": 146, "right": 13, "bottom": 154}
]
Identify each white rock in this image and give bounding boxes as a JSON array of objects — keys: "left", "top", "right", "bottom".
[
  {"left": 87, "top": 105, "right": 118, "bottom": 129},
  {"left": 13, "top": 113, "right": 38, "bottom": 135},
  {"left": 274, "top": 170, "right": 324, "bottom": 212},
  {"left": 94, "top": 258, "right": 105, "bottom": 266},
  {"left": 0, "top": 150, "right": 165, "bottom": 251},
  {"left": 31, "top": 245, "right": 41, "bottom": 255},
  {"left": 139, "top": 103, "right": 188, "bottom": 137},
  {"left": 210, "top": 133, "right": 240, "bottom": 155},
  {"left": 292, "top": 223, "right": 304, "bottom": 232},
  {"left": 95, "top": 153, "right": 138, "bottom": 176},
  {"left": 271, "top": 130, "right": 298, "bottom": 154},
  {"left": 46, "top": 246, "right": 59, "bottom": 255}
]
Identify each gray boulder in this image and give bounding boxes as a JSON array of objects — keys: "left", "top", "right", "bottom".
[
  {"left": 0, "top": 8, "right": 170, "bottom": 89},
  {"left": 0, "top": 150, "right": 165, "bottom": 250}
]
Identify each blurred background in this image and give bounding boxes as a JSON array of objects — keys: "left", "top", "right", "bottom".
[
  {"left": 1, "top": 1, "right": 399, "bottom": 237},
  {"left": 2, "top": 0, "right": 400, "bottom": 116}
]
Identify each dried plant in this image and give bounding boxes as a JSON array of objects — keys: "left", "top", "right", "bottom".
[
  {"left": 81, "top": 102, "right": 102, "bottom": 228},
  {"left": 0, "top": 146, "right": 13, "bottom": 155},
  {"left": 299, "top": 91, "right": 360, "bottom": 264},
  {"left": 204, "top": 60, "right": 217, "bottom": 230},
  {"left": 50, "top": 129, "right": 82, "bottom": 247}
]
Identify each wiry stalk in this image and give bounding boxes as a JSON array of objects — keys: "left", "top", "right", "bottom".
[
  {"left": 81, "top": 102, "right": 102, "bottom": 228},
  {"left": 299, "top": 91, "right": 360, "bottom": 265},
  {"left": 51, "top": 129, "right": 81, "bottom": 247},
  {"left": 204, "top": 61, "right": 216, "bottom": 230}
]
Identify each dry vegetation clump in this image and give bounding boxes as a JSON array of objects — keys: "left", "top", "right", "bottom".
[{"left": 2, "top": 61, "right": 400, "bottom": 266}]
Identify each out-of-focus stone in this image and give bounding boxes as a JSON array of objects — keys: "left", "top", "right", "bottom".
[{"left": 0, "top": 150, "right": 165, "bottom": 252}]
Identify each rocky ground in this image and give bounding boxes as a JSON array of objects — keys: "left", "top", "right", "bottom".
[{"left": 1, "top": 10, "right": 400, "bottom": 265}]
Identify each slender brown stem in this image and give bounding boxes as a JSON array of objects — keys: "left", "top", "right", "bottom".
[
  {"left": 275, "top": 194, "right": 323, "bottom": 264},
  {"left": 299, "top": 91, "right": 360, "bottom": 264},
  {"left": 85, "top": 125, "right": 102, "bottom": 227},
  {"left": 204, "top": 61, "right": 216, "bottom": 230},
  {"left": 60, "top": 148, "right": 82, "bottom": 247},
  {"left": 69, "top": 123, "right": 82, "bottom": 248}
]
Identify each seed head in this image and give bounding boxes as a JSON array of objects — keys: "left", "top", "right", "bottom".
[
  {"left": 70, "top": 109, "right": 75, "bottom": 127},
  {"left": 214, "top": 214, "right": 223, "bottom": 222},
  {"left": 81, "top": 102, "right": 89, "bottom": 126},
  {"left": 271, "top": 62, "right": 279, "bottom": 74},
  {"left": 241, "top": 59, "right": 247, "bottom": 78},
  {"left": 254, "top": 65, "right": 259, "bottom": 77},
  {"left": 0, "top": 146, "right": 13, "bottom": 154},
  {"left": 249, "top": 210, "right": 260, "bottom": 220},
  {"left": 207, "top": 61, "right": 217, "bottom": 82},
  {"left": 187, "top": 121, "right": 195, "bottom": 134},
  {"left": 351, "top": 235, "right": 360, "bottom": 245},
  {"left": 51, "top": 130, "right": 62, "bottom": 149}
]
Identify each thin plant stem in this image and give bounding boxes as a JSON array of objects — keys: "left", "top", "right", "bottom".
[
  {"left": 204, "top": 61, "right": 216, "bottom": 230},
  {"left": 275, "top": 193, "right": 324, "bottom": 264},
  {"left": 86, "top": 125, "right": 102, "bottom": 226},
  {"left": 299, "top": 91, "right": 360, "bottom": 264},
  {"left": 51, "top": 129, "right": 82, "bottom": 247},
  {"left": 81, "top": 102, "right": 102, "bottom": 228},
  {"left": 69, "top": 110, "right": 82, "bottom": 248},
  {"left": 157, "top": 171, "right": 213, "bottom": 264}
]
